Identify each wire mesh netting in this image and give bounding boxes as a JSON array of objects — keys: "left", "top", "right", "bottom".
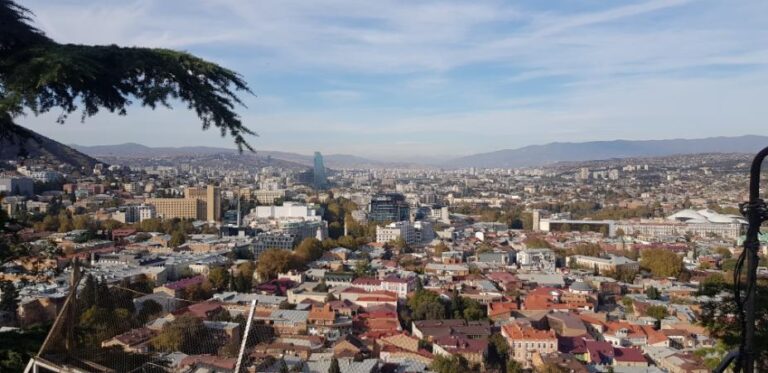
[{"left": 31, "top": 262, "right": 274, "bottom": 373}]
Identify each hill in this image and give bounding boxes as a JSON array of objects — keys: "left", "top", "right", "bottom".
[
  {"left": 71, "top": 143, "right": 415, "bottom": 169},
  {"left": 0, "top": 127, "right": 103, "bottom": 171},
  {"left": 447, "top": 135, "right": 768, "bottom": 168}
]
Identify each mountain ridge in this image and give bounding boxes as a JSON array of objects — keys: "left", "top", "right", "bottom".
[
  {"left": 446, "top": 135, "right": 768, "bottom": 168},
  {"left": 0, "top": 127, "right": 103, "bottom": 172}
]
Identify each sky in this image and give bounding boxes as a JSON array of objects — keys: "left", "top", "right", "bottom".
[{"left": 18, "top": 0, "right": 768, "bottom": 160}]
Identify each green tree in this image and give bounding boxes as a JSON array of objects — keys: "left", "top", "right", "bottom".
[
  {"left": 0, "top": 280, "right": 19, "bottom": 321},
  {"left": 1, "top": 1, "right": 254, "bottom": 150},
  {"left": 151, "top": 315, "right": 213, "bottom": 354},
  {"left": 645, "top": 305, "right": 669, "bottom": 320},
  {"left": 486, "top": 333, "right": 509, "bottom": 370},
  {"left": 208, "top": 266, "right": 231, "bottom": 291},
  {"left": 622, "top": 297, "right": 635, "bottom": 314},
  {"left": 408, "top": 289, "right": 446, "bottom": 321},
  {"left": 430, "top": 355, "right": 470, "bottom": 373},
  {"left": 169, "top": 230, "right": 186, "bottom": 248},
  {"left": 137, "top": 299, "right": 163, "bottom": 323},
  {"left": 507, "top": 359, "right": 523, "bottom": 373},
  {"left": 79, "top": 274, "right": 97, "bottom": 310},
  {"left": 645, "top": 286, "right": 661, "bottom": 300}
]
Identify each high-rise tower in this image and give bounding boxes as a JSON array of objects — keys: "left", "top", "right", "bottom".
[{"left": 313, "top": 151, "right": 327, "bottom": 189}]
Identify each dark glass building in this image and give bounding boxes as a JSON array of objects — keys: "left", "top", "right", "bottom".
[
  {"left": 369, "top": 193, "right": 410, "bottom": 222},
  {"left": 313, "top": 151, "right": 327, "bottom": 189}
]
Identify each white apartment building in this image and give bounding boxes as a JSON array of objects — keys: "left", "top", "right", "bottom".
[
  {"left": 516, "top": 248, "right": 557, "bottom": 272},
  {"left": 376, "top": 220, "right": 434, "bottom": 246},
  {"left": 251, "top": 202, "right": 321, "bottom": 221}
]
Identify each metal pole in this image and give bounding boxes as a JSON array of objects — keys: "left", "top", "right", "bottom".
[
  {"left": 235, "top": 299, "right": 257, "bottom": 373},
  {"left": 741, "top": 147, "right": 768, "bottom": 373}
]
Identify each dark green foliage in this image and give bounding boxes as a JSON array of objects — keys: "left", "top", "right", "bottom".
[
  {"left": 1, "top": 0, "right": 253, "bottom": 150},
  {"left": 430, "top": 354, "right": 470, "bottom": 373},
  {"left": 645, "top": 286, "right": 661, "bottom": 300},
  {"left": 0, "top": 325, "right": 48, "bottom": 372},
  {"left": 208, "top": 266, "right": 231, "bottom": 291},
  {"left": 700, "top": 282, "right": 768, "bottom": 372},
  {"left": 77, "top": 306, "right": 134, "bottom": 347},
  {"left": 486, "top": 333, "right": 509, "bottom": 370},
  {"left": 137, "top": 299, "right": 163, "bottom": 323},
  {"left": 151, "top": 314, "right": 214, "bottom": 354},
  {"left": 645, "top": 305, "right": 668, "bottom": 320},
  {"left": 448, "top": 289, "right": 487, "bottom": 321},
  {"left": 329, "top": 356, "right": 341, "bottom": 373},
  {"left": 169, "top": 230, "right": 187, "bottom": 248},
  {"left": 407, "top": 289, "right": 446, "bottom": 321},
  {"left": 0, "top": 280, "right": 19, "bottom": 318}
]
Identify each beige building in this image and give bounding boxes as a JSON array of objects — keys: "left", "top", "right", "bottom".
[{"left": 146, "top": 185, "right": 221, "bottom": 222}]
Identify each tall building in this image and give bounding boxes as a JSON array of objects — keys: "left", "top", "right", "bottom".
[
  {"left": 146, "top": 185, "right": 221, "bottom": 222},
  {"left": 369, "top": 193, "right": 410, "bottom": 222},
  {"left": 313, "top": 151, "right": 327, "bottom": 189},
  {"left": 206, "top": 185, "right": 221, "bottom": 223}
]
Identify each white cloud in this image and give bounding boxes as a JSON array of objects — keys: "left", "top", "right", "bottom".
[{"left": 17, "top": 0, "right": 768, "bottom": 158}]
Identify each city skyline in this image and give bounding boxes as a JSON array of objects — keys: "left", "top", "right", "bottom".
[{"left": 17, "top": 0, "right": 768, "bottom": 159}]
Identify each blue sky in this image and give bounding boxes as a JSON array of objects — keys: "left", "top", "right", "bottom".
[{"left": 19, "top": 0, "right": 768, "bottom": 160}]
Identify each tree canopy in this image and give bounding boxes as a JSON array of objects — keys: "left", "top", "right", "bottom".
[
  {"left": 640, "top": 248, "right": 683, "bottom": 278},
  {"left": 0, "top": 0, "right": 253, "bottom": 150}
]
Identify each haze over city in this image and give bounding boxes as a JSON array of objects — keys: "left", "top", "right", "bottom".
[
  {"left": 17, "top": 0, "right": 768, "bottom": 159},
  {"left": 4, "top": 1, "right": 768, "bottom": 372}
]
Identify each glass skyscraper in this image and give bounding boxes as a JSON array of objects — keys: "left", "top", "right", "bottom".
[
  {"left": 369, "top": 193, "right": 410, "bottom": 222},
  {"left": 313, "top": 151, "right": 327, "bottom": 189}
]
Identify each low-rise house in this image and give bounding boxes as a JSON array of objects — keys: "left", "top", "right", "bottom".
[
  {"left": 101, "top": 327, "right": 157, "bottom": 353},
  {"left": 153, "top": 275, "right": 205, "bottom": 298},
  {"left": 333, "top": 334, "right": 372, "bottom": 359},
  {"left": 308, "top": 303, "right": 353, "bottom": 341},
  {"left": 255, "top": 309, "right": 309, "bottom": 335},
  {"left": 501, "top": 322, "right": 558, "bottom": 368}
]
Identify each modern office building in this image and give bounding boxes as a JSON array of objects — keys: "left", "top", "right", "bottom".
[
  {"left": 369, "top": 193, "right": 410, "bottom": 222},
  {"left": 313, "top": 151, "right": 327, "bottom": 189}
]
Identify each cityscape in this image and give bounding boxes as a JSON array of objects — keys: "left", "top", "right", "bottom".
[{"left": 2, "top": 1, "right": 768, "bottom": 373}]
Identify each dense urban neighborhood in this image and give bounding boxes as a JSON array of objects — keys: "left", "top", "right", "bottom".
[{"left": 0, "top": 150, "right": 758, "bottom": 372}]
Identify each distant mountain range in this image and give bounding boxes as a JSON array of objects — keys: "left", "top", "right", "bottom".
[
  {"left": 0, "top": 127, "right": 102, "bottom": 171},
  {"left": 4, "top": 131, "right": 766, "bottom": 171},
  {"left": 446, "top": 135, "right": 768, "bottom": 168},
  {"left": 70, "top": 143, "right": 416, "bottom": 169}
]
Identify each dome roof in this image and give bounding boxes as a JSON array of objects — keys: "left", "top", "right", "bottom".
[{"left": 667, "top": 209, "right": 745, "bottom": 224}]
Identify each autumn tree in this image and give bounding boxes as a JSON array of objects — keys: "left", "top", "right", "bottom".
[
  {"left": 640, "top": 248, "right": 683, "bottom": 278},
  {"left": 256, "top": 249, "right": 302, "bottom": 280},
  {"left": 295, "top": 238, "right": 323, "bottom": 262}
]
